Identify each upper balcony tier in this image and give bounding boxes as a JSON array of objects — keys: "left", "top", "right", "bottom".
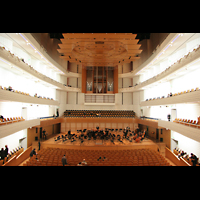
[
  {"left": 119, "top": 43, "right": 200, "bottom": 93},
  {"left": 0, "top": 46, "right": 81, "bottom": 93},
  {"left": 158, "top": 120, "right": 200, "bottom": 143},
  {"left": 0, "top": 88, "right": 59, "bottom": 105},
  {"left": 140, "top": 89, "right": 200, "bottom": 106},
  {"left": 0, "top": 118, "right": 40, "bottom": 139}
]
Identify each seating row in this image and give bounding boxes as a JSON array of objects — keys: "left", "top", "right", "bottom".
[
  {"left": 64, "top": 110, "right": 135, "bottom": 118},
  {"left": 173, "top": 117, "right": 200, "bottom": 128},
  {"left": 23, "top": 148, "right": 171, "bottom": 166},
  {"left": 145, "top": 87, "right": 199, "bottom": 101},
  {"left": 173, "top": 148, "right": 199, "bottom": 166},
  {"left": 0, "top": 86, "right": 54, "bottom": 100},
  {"left": 0, "top": 116, "right": 25, "bottom": 125},
  {"left": 141, "top": 44, "right": 200, "bottom": 89}
]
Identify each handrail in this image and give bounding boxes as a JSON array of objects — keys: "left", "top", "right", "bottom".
[
  {"left": 165, "top": 147, "right": 190, "bottom": 166},
  {"left": 3, "top": 146, "right": 32, "bottom": 166}
]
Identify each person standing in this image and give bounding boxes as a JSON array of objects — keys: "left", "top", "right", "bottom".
[
  {"left": 38, "top": 140, "right": 41, "bottom": 151},
  {"left": 61, "top": 155, "right": 67, "bottom": 166},
  {"left": 43, "top": 129, "right": 46, "bottom": 140},
  {"left": 190, "top": 153, "right": 198, "bottom": 166},
  {"left": 4, "top": 145, "right": 8, "bottom": 159},
  {"left": 30, "top": 148, "right": 36, "bottom": 158},
  {"left": 0, "top": 148, "right": 5, "bottom": 163},
  {"left": 167, "top": 114, "right": 171, "bottom": 121}
]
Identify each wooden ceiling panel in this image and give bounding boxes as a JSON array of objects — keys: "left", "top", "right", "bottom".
[{"left": 58, "top": 33, "right": 142, "bottom": 66}]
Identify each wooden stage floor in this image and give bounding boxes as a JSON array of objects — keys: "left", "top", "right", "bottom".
[{"left": 34, "top": 132, "right": 165, "bottom": 154}]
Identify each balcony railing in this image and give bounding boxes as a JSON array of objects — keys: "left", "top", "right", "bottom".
[{"left": 84, "top": 94, "right": 115, "bottom": 104}]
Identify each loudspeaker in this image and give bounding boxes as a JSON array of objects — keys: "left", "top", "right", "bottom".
[
  {"left": 160, "top": 138, "right": 163, "bottom": 142},
  {"left": 35, "top": 136, "right": 38, "bottom": 141},
  {"left": 36, "top": 127, "right": 38, "bottom": 133}
]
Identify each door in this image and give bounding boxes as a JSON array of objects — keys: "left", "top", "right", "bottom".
[
  {"left": 156, "top": 129, "right": 159, "bottom": 140},
  {"left": 171, "top": 109, "right": 177, "bottom": 122},
  {"left": 40, "top": 127, "right": 43, "bottom": 139},
  {"left": 21, "top": 107, "right": 27, "bottom": 120}
]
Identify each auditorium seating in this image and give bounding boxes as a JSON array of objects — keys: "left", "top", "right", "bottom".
[
  {"left": 0, "top": 146, "right": 24, "bottom": 166},
  {"left": 145, "top": 87, "right": 200, "bottom": 101},
  {"left": 0, "top": 116, "right": 25, "bottom": 125},
  {"left": 173, "top": 148, "right": 199, "bottom": 166},
  {"left": 23, "top": 148, "right": 171, "bottom": 166},
  {"left": 0, "top": 85, "right": 54, "bottom": 100},
  {"left": 64, "top": 110, "right": 135, "bottom": 118},
  {"left": 173, "top": 117, "right": 200, "bottom": 128}
]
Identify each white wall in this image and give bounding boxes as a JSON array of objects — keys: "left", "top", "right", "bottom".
[
  {"left": 175, "top": 103, "right": 200, "bottom": 121},
  {"left": 0, "top": 102, "right": 22, "bottom": 119},
  {"left": 170, "top": 67, "right": 200, "bottom": 94},
  {"left": 0, "top": 129, "right": 27, "bottom": 153},
  {"left": 143, "top": 82, "right": 171, "bottom": 101}
]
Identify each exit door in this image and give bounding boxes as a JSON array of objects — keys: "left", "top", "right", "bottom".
[{"left": 156, "top": 129, "right": 159, "bottom": 140}]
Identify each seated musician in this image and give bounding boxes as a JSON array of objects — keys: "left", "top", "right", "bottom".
[
  {"left": 133, "top": 133, "right": 138, "bottom": 140},
  {"left": 141, "top": 131, "right": 145, "bottom": 141},
  {"left": 135, "top": 136, "right": 141, "bottom": 143},
  {"left": 123, "top": 128, "right": 128, "bottom": 138},
  {"left": 68, "top": 129, "right": 71, "bottom": 136}
]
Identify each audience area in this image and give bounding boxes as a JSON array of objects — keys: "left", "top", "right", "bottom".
[
  {"left": 173, "top": 116, "right": 200, "bottom": 128},
  {"left": 64, "top": 110, "right": 135, "bottom": 118},
  {"left": 0, "top": 145, "right": 24, "bottom": 165},
  {"left": 0, "top": 85, "right": 54, "bottom": 101},
  {"left": 0, "top": 116, "right": 25, "bottom": 125},
  {"left": 145, "top": 87, "right": 199, "bottom": 101},
  {"left": 173, "top": 148, "right": 199, "bottom": 166},
  {"left": 23, "top": 147, "right": 171, "bottom": 166}
]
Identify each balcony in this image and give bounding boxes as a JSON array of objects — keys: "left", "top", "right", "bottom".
[
  {"left": 84, "top": 94, "right": 115, "bottom": 105},
  {"left": 0, "top": 118, "right": 40, "bottom": 139},
  {"left": 158, "top": 120, "right": 200, "bottom": 143},
  {"left": 0, "top": 88, "right": 59, "bottom": 106},
  {"left": 140, "top": 89, "right": 200, "bottom": 107},
  {"left": 0, "top": 46, "right": 81, "bottom": 93},
  {"left": 119, "top": 43, "right": 200, "bottom": 93}
]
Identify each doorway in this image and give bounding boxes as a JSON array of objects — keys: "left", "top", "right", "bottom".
[
  {"left": 21, "top": 107, "right": 27, "bottom": 120},
  {"left": 171, "top": 109, "right": 177, "bottom": 122},
  {"left": 156, "top": 129, "right": 159, "bottom": 140}
]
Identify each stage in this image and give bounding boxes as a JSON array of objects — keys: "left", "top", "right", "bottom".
[{"left": 32, "top": 132, "right": 166, "bottom": 154}]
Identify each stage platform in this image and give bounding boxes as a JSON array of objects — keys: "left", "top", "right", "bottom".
[{"left": 33, "top": 132, "right": 165, "bottom": 154}]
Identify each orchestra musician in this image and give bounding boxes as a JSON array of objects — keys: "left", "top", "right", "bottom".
[
  {"left": 123, "top": 128, "right": 128, "bottom": 138},
  {"left": 141, "top": 131, "right": 145, "bottom": 141},
  {"left": 133, "top": 133, "right": 138, "bottom": 140},
  {"left": 65, "top": 126, "right": 146, "bottom": 145}
]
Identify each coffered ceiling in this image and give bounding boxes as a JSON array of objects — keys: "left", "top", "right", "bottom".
[{"left": 58, "top": 33, "right": 142, "bottom": 66}]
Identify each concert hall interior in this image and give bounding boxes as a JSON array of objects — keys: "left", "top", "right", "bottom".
[{"left": 1, "top": 33, "right": 200, "bottom": 166}]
